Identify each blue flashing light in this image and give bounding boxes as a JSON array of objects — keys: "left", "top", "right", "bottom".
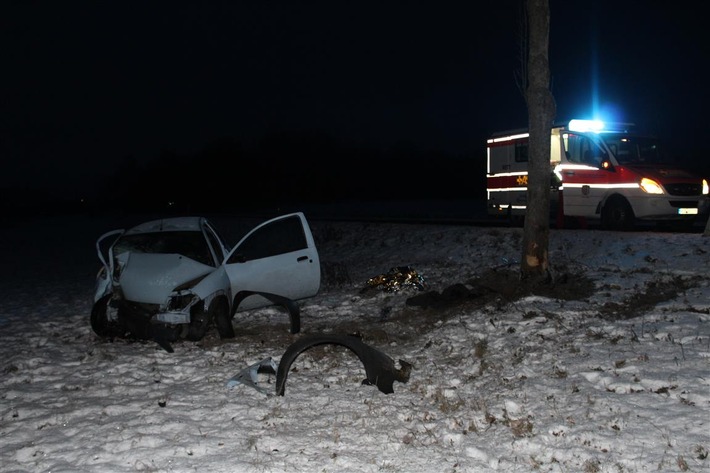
[{"left": 568, "top": 119, "right": 605, "bottom": 133}]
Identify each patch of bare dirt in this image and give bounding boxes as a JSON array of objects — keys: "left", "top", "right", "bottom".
[
  {"left": 404, "top": 268, "right": 597, "bottom": 311},
  {"left": 325, "top": 268, "right": 599, "bottom": 344},
  {"left": 399, "top": 269, "right": 705, "bottom": 324},
  {"left": 203, "top": 268, "right": 706, "bottom": 350},
  {"left": 598, "top": 275, "right": 705, "bottom": 320}
]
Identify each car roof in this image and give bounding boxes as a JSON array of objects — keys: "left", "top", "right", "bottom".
[{"left": 124, "top": 216, "right": 206, "bottom": 235}]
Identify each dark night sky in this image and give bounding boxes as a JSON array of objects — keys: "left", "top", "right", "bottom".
[{"left": 1, "top": 1, "right": 707, "bottom": 207}]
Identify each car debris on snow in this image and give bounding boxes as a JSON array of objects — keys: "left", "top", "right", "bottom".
[
  {"left": 228, "top": 334, "right": 412, "bottom": 396},
  {"left": 364, "top": 266, "right": 425, "bottom": 293}
]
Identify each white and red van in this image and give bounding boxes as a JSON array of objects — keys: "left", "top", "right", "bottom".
[{"left": 486, "top": 119, "right": 709, "bottom": 229}]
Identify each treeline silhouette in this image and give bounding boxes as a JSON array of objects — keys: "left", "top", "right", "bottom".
[
  {"left": 94, "top": 130, "right": 485, "bottom": 215},
  {"left": 5, "top": 129, "right": 707, "bottom": 222}
]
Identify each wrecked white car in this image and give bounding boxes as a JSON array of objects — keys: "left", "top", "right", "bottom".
[{"left": 91, "top": 213, "right": 320, "bottom": 349}]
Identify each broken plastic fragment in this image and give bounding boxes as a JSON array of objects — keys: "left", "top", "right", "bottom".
[{"left": 227, "top": 357, "right": 278, "bottom": 395}]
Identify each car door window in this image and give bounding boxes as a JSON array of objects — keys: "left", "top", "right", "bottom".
[{"left": 227, "top": 215, "right": 307, "bottom": 264}]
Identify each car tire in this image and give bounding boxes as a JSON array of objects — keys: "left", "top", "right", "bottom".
[
  {"left": 602, "top": 196, "right": 635, "bottom": 231},
  {"left": 90, "top": 295, "right": 124, "bottom": 338},
  {"left": 186, "top": 300, "right": 217, "bottom": 341},
  {"left": 212, "top": 298, "right": 235, "bottom": 339}
]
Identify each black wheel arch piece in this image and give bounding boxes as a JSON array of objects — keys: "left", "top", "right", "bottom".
[{"left": 275, "top": 334, "right": 412, "bottom": 396}]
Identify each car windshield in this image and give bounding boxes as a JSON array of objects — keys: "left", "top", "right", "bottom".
[
  {"left": 114, "top": 231, "right": 214, "bottom": 266},
  {"left": 601, "top": 134, "right": 673, "bottom": 165}
]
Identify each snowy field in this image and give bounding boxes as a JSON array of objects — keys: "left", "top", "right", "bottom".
[{"left": 1, "top": 212, "right": 709, "bottom": 472}]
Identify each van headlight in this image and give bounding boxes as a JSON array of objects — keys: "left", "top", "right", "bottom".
[
  {"left": 703, "top": 179, "right": 709, "bottom": 195},
  {"left": 639, "top": 177, "right": 664, "bottom": 194}
]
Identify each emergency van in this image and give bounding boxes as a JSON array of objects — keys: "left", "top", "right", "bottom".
[{"left": 486, "top": 119, "right": 709, "bottom": 229}]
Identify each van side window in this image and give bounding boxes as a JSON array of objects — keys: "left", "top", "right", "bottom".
[
  {"left": 565, "top": 134, "right": 582, "bottom": 163},
  {"left": 585, "top": 142, "right": 606, "bottom": 166},
  {"left": 565, "top": 134, "right": 605, "bottom": 166}
]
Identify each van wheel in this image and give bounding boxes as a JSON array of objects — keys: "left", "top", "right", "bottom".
[{"left": 602, "top": 196, "right": 635, "bottom": 230}]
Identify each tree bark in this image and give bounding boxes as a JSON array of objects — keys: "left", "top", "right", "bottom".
[{"left": 521, "top": 0, "right": 556, "bottom": 279}]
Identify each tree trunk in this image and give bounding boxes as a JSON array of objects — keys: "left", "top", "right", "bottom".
[{"left": 521, "top": 0, "right": 556, "bottom": 279}]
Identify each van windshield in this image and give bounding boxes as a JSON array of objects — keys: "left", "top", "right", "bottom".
[{"left": 601, "top": 134, "right": 672, "bottom": 165}]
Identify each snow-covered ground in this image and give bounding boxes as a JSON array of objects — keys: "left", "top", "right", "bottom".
[{"left": 1, "top": 212, "right": 709, "bottom": 472}]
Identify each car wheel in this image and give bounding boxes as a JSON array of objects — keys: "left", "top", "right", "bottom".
[
  {"left": 602, "top": 196, "right": 635, "bottom": 231},
  {"left": 90, "top": 295, "right": 124, "bottom": 337},
  {"left": 186, "top": 300, "right": 216, "bottom": 341},
  {"left": 212, "top": 298, "right": 235, "bottom": 339}
]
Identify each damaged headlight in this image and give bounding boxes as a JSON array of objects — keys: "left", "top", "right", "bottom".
[
  {"left": 160, "top": 273, "right": 209, "bottom": 323},
  {"left": 167, "top": 273, "right": 209, "bottom": 311},
  {"left": 166, "top": 291, "right": 197, "bottom": 311},
  {"left": 158, "top": 291, "right": 199, "bottom": 324}
]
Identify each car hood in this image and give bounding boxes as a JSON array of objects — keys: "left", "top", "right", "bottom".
[
  {"left": 118, "top": 253, "right": 215, "bottom": 304},
  {"left": 622, "top": 164, "right": 698, "bottom": 181}
]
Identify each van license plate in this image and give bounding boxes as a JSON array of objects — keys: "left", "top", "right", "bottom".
[{"left": 677, "top": 208, "right": 698, "bottom": 215}]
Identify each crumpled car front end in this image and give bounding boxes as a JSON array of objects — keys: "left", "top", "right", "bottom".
[
  {"left": 92, "top": 251, "right": 224, "bottom": 342},
  {"left": 116, "top": 252, "right": 213, "bottom": 318}
]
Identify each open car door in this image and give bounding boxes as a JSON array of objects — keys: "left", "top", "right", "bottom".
[{"left": 224, "top": 212, "right": 321, "bottom": 312}]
